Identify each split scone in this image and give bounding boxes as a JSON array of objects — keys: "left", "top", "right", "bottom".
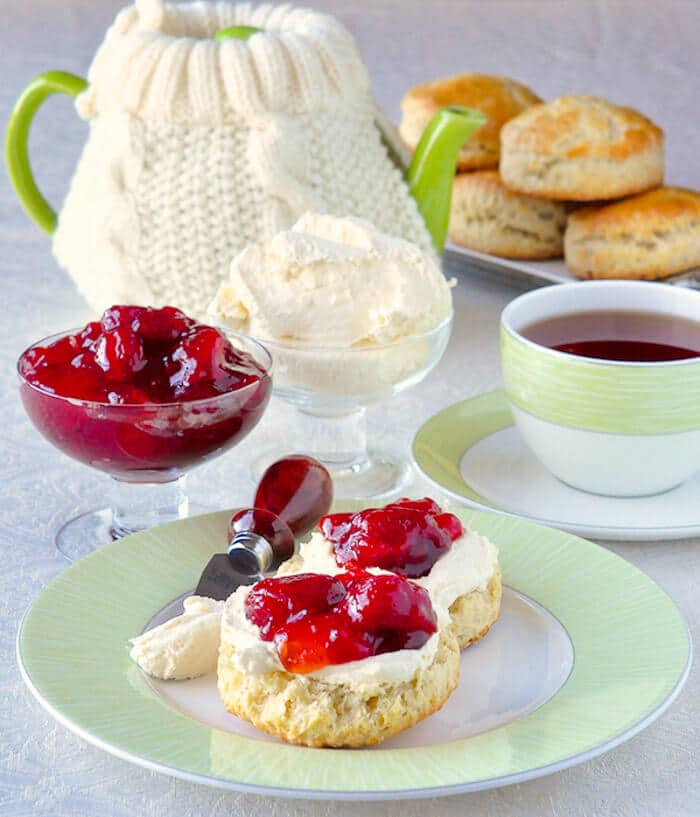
[
  {"left": 449, "top": 170, "right": 567, "bottom": 259},
  {"left": 500, "top": 95, "right": 664, "bottom": 201},
  {"left": 399, "top": 73, "right": 541, "bottom": 171},
  {"left": 217, "top": 571, "right": 460, "bottom": 747},
  {"left": 278, "top": 498, "right": 502, "bottom": 650},
  {"left": 565, "top": 187, "right": 700, "bottom": 280}
]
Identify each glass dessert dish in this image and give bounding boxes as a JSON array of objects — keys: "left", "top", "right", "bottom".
[
  {"left": 18, "top": 327, "right": 272, "bottom": 561},
  {"left": 219, "top": 311, "right": 453, "bottom": 499}
]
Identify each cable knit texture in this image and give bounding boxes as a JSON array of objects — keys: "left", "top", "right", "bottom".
[{"left": 52, "top": 0, "right": 433, "bottom": 317}]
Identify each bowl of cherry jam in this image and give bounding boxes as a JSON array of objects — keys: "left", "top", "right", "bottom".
[
  {"left": 500, "top": 280, "right": 700, "bottom": 496},
  {"left": 18, "top": 305, "right": 272, "bottom": 560}
]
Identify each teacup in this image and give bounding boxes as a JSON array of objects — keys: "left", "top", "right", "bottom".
[{"left": 500, "top": 281, "right": 700, "bottom": 497}]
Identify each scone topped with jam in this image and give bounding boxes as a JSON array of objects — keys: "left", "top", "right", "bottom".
[
  {"left": 217, "top": 570, "right": 460, "bottom": 747},
  {"left": 278, "top": 498, "right": 502, "bottom": 649}
]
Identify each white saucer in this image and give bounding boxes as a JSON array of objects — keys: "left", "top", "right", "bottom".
[{"left": 413, "top": 390, "right": 700, "bottom": 541}]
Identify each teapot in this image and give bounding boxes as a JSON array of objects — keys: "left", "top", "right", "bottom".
[{"left": 6, "top": 1, "right": 484, "bottom": 318}]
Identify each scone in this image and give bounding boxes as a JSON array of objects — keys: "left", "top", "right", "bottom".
[
  {"left": 399, "top": 73, "right": 541, "bottom": 170},
  {"left": 449, "top": 170, "right": 567, "bottom": 259},
  {"left": 217, "top": 571, "right": 460, "bottom": 747},
  {"left": 447, "top": 566, "right": 502, "bottom": 648},
  {"left": 279, "top": 498, "right": 502, "bottom": 650},
  {"left": 500, "top": 95, "right": 664, "bottom": 200},
  {"left": 565, "top": 187, "right": 700, "bottom": 280}
]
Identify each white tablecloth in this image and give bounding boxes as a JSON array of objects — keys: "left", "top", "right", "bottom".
[{"left": 2, "top": 2, "right": 698, "bottom": 815}]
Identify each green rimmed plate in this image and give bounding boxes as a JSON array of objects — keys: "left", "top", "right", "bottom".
[
  {"left": 17, "top": 508, "right": 690, "bottom": 800},
  {"left": 413, "top": 390, "right": 700, "bottom": 542}
]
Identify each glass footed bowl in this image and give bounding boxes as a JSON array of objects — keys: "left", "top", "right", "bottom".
[
  {"left": 18, "top": 329, "right": 272, "bottom": 561},
  {"left": 217, "top": 312, "right": 453, "bottom": 499}
]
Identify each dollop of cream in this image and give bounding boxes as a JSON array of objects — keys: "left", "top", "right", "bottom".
[
  {"left": 221, "top": 574, "right": 443, "bottom": 692},
  {"left": 210, "top": 213, "right": 453, "bottom": 347},
  {"left": 129, "top": 596, "right": 224, "bottom": 680},
  {"left": 416, "top": 530, "right": 499, "bottom": 609},
  {"left": 291, "top": 528, "right": 499, "bottom": 610},
  {"left": 293, "top": 531, "right": 345, "bottom": 576}
]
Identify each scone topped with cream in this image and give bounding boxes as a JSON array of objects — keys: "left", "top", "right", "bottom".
[
  {"left": 278, "top": 498, "right": 502, "bottom": 649},
  {"left": 218, "top": 570, "right": 460, "bottom": 747}
]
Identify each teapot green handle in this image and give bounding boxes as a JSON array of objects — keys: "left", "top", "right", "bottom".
[{"left": 5, "top": 70, "right": 88, "bottom": 235}]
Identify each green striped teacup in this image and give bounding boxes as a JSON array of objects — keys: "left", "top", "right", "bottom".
[{"left": 500, "top": 281, "right": 700, "bottom": 496}]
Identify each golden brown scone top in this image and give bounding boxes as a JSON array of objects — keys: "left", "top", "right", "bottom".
[
  {"left": 453, "top": 169, "right": 505, "bottom": 191},
  {"left": 400, "top": 73, "right": 541, "bottom": 168},
  {"left": 403, "top": 73, "right": 540, "bottom": 112},
  {"left": 568, "top": 187, "right": 700, "bottom": 232},
  {"left": 501, "top": 95, "right": 663, "bottom": 160}
]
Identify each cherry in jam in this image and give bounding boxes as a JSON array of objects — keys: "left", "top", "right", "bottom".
[
  {"left": 245, "top": 574, "right": 346, "bottom": 638},
  {"left": 18, "top": 306, "right": 272, "bottom": 478},
  {"left": 244, "top": 571, "right": 437, "bottom": 674},
  {"left": 319, "top": 497, "right": 464, "bottom": 578},
  {"left": 275, "top": 615, "right": 378, "bottom": 673},
  {"left": 20, "top": 305, "right": 263, "bottom": 404},
  {"left": 338, "top": 571, "right": 437, "bottom": 643}
]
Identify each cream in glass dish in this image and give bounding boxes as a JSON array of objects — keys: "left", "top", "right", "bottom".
[
  {"left": 500, "top": 280, "right": 700, "bottom": 497},
  {"left": 210, "top": 213, "right": 453, "bottom": 498}
]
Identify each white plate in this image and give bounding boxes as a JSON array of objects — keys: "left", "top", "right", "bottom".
[
  {"left": 18, "top": 508, "right": 690, "bottom": 798},
  {"left": 445, "top": 243, "right": 571, "bottom": 285},
  {"left": 445, "top": 243, "right": 700, "bottom": 289}
]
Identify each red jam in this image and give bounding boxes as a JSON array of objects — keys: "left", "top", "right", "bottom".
[
  {"left": 319, "top": 497, "right": 464, "bottom": 578},
  {"left": 19, "top": 305, "right": 264, "bottom": 403},
  {"left": 18, "top": 306, "right": 272, "bottom": 478},
  {"left": 244, "top": 571, "right": 437, "bottom": 673}
]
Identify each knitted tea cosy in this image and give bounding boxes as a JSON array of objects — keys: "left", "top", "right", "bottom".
[{"left": 53, "top": 0, "right": 433, "bottom": 318}]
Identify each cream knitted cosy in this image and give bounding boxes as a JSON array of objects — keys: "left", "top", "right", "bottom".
[{"left": 53, "top": 0, "right": 433, "bottom": 318}]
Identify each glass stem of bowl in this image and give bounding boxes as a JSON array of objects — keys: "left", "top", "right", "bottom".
[
  {"left": 110, "top": 475, "right": 189, "bottom": 538},
  {"left": 288, "top": 405, "right": 408, "bottom": 498},
  {"left": 296, "top": 406, "right": 368, "bottom": 470}
]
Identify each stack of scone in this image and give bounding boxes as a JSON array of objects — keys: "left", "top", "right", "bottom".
[
  {"left": 401, "top": 74, "right": 567, "bottom": 260},
  {"left": 400, "top": 77, "right": 700, "bottom": 279}
]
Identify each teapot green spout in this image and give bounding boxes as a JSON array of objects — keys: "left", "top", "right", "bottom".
[
  {"left": 403, "top": 105, "right": 486, "bottom": 252},
  {"left": 5, "top": 25, "right": 485, "bottom": 253}
]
